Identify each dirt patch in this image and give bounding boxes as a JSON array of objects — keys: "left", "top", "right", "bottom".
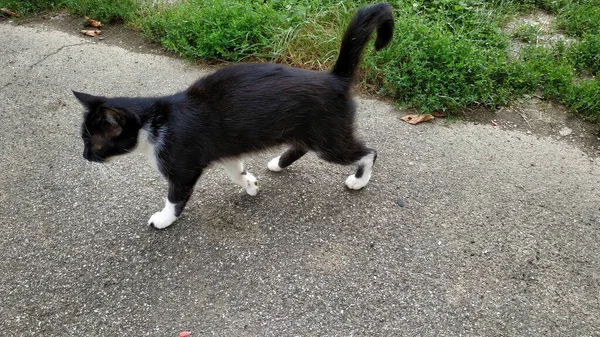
[
  {"left": 503, "top": 10, "right": 573, "bottom": 58},
  {"left": 504, "top": 10, "right": 555, "bottom": 35},
  {"left": 455, "top": 96, "right": 600, "bottom": 156}
]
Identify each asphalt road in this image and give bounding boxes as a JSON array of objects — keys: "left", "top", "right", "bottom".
[{"left": 1, "top": 22, "right": 599, "bottom": 337}]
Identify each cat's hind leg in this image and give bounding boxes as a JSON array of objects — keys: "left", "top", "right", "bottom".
[
  {"left": 222, "top": 158, "right": 259, "bottom": 196},
  {"left": 344, "top": 149, "right": 377, "bottom": 190},
  {"left": 318, "top": 141, "right": 377, "bottom": 190},
  {"left": 268, "top": 146, "right": 307, "bottom": 172}
]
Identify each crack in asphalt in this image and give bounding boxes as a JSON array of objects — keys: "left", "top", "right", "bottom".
[
  {"left": 29, "top": 42, "right": 87, "bottom": 69},
  {"left": 1, "top": 42, "right": 87, "bottom": 88}
]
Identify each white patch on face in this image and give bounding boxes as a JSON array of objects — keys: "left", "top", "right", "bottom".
[
  {"left": 222, "top": 158, "right": 259, "bottom": 196},
  {"left": 148, "top": 199, "right": 178, "bottom": 229},
  {"left": 345, "top": 152, "right": 375, "bottom": 190},
  {"left": 267, "top": 156, "right": 283, "bottom": 172}
]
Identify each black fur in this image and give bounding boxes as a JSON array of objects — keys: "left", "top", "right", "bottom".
[
  {"left": 278, "top": 147, "right": 308, "bottom": 169},
  {"left": 332, "top": 3, "right": 394, "bottom": 79},
  {"left": 74, "top": 3, "right": 394, "bottom": 228}
]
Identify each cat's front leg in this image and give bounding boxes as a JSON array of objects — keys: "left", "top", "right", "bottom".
[
  {"left": 149, "top": 178, "right": 198, "bottom": 229},
  {"left": 148, "top": 199, "right": 179, "bottom": 229}
]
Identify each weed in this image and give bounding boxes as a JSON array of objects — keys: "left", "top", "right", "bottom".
[
  {"left": 142, "top": 0, "right": 289, "bottom": 61},
  {"left": 274, "top": 2, "right": 357, "bottom": 70},
  {"left": 364, "top": 3, "right": 511, "bottom": 112},
  {"left": 512, "top": 24, "right": 543, "bottom": 43},
  {"left": 567, "top": 34, "right": 600, "bottom": 76},
  {"left": 556, "top": 0, "right": 600, "bottom": 37},
  {"left": 0, "top": 0, "right": 57, "bottom": 15},
  {"left": 563, "top": 78, "right": 600, "bottom": 122},
  {"left": 0, "top": 0, "right": 139, "bottom": 22},
  {"left": 59, "top": 0, "right": 140, "bottom": 23}
]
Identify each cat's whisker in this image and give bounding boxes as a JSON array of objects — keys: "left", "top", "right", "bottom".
[
  {"left": 101, "top": 162, "right": 133, "bottom": 186},
  {"left": 83, "top": 123, "right": 91, "bottom": 138},
  {"left": 101, "top": 162, "right": 120, "bottom": 177},
  {"left": 97, "top": 163, "right": 108, "bottom": 177}
]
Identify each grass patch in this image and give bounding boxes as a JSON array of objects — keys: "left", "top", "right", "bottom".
[
  {"left": 59, "top": 0, "right": 140, "bottom": 23},
  {"left": 0, "top": 0, "right": 140, "bottom": 22},
  {"left": 567, "top": 34, "right": 600, "bottom": 76},
  {"left": 555, "top": 0, "right": 600, "bottom": 37},
  {"left": 0, "top": 0, "right": 58, "bottom": 15},
  {"left": 506, "top": 45, "right": 600, "bottom": 122},
  {"left": 563, "top": 79, "right": 600, "bottom": 121},
  {"left": 512, "top": 24, "right": 543, "bottom": 43},
  {"left": 364, "top": 5, "right": 511, "bottom": 112},
  {"left": 142, "top": 0, "right": 287, "bottom": 61},
  {"left": 1, "top": 0, "right": 598, "bottom": 121},
  {"left": 274, "top": 2, "right": 358, "bottom": 70}
]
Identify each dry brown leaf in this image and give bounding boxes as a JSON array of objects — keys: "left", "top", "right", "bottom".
[
  {"left": 1, "top": 8, "right": 20, "bottom": 17},
  {"left": 85, "top": 16, "right": 102, "bottom": 28},
  {"left": 81, "top": 29, "right": 102, "bottom": 37},
  {"left": 432, "top": 111, "right": 446, "bottom": 118},
  {"left": 400, "top": 114, "right": 435, "bottom": 125}
]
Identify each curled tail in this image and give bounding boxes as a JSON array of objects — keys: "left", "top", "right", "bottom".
[{"left": 331, "top": 3, "right": 394, "bottom": 80}]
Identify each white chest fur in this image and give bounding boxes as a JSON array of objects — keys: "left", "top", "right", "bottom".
[{"left": 135, "top": 129, "right": 160, "bottom": 171}]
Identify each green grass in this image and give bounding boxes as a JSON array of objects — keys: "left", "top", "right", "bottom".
[
  {"left": 512, "top": 24, "right": 542, "bottom": 43},
  {"left": 555, "top": 0, "right": 600, "bottom": 37},
  {"left": 142, "top": 0, "right": 288, "bottom": 61},
  {"left": 1, "top": 0, "right": 599, "bottom": 121},
  {"left": 364, "top": 5, "right": 511, "bottom": 112},
  {"left": 142, "top": 0, "right": 361, "bottom": 64},
  {"left": 0, "top": 0, "right": 139, "bottom": 21},
  {"left": 567, "top": 34, "right": 600, "bottom": 76},
  {"left": 0, "top": 0, "right": 58, "bottom": 14}
]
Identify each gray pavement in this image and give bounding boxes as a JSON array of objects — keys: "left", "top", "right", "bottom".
[{"left": 1, "top": 22, "right": 599, "bottom": 336}]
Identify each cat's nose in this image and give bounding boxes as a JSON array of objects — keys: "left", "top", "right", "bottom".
[
  {"left": 83, "top": 148, "right": 91, "bottom": 160},
  {"left": 83, "top": 149, "right": 104, "bottom": 162}
]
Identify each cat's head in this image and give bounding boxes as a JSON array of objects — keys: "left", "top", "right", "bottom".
[{"left": 74, "top": 91, "right": 142, "bottom": 163}]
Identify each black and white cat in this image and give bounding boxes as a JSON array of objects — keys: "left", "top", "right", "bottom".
[{"left": 74, "top": 3, "right": 394, "bottom": 229}]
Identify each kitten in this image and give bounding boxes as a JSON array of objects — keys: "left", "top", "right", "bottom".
[{"left": 74, "top": 3, "right": 394, "bottom": 229}]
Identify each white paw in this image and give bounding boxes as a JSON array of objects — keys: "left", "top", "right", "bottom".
[
  {"left": 267, "top": 156, "right": 282, "bottom": 172},
  {"left": 345, "top": 174, "right": 369, "bottom": 190},
  {"left": 244, "top": 172, "right": 259, "bottom": 196},
  {"left": 148, "top": 210, "right": 178, "bottom": 229}
]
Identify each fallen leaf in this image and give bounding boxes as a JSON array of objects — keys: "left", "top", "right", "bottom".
[
  {"left": 1, "top": 8, "right": 19, "bottom": 17},
  {"left": 85, "top": 16, "right": 102, "bottom": 27},
  {"left": 179, "top": 331, "right": 191, "bottom": 337},
  {"left": 81, "top": 29, "right": 102, "bottom": 37},
  {"left": 400, "top": 114, "right": 434, "bottom": 125},
  {"left": 432, "top": 111, "right": 446, "bottom": 117}
]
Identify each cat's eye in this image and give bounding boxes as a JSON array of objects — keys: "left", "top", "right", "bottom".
[{"left": 95, "top": 144, "right": 102, "bottom": 150}]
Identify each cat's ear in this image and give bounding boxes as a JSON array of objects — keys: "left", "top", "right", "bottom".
[
  {"left": 73, "top": 91, "right": 104, "bottom": 108},
  {"left": 102, "top": 107, "right": 126, "bottom": 137}
]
